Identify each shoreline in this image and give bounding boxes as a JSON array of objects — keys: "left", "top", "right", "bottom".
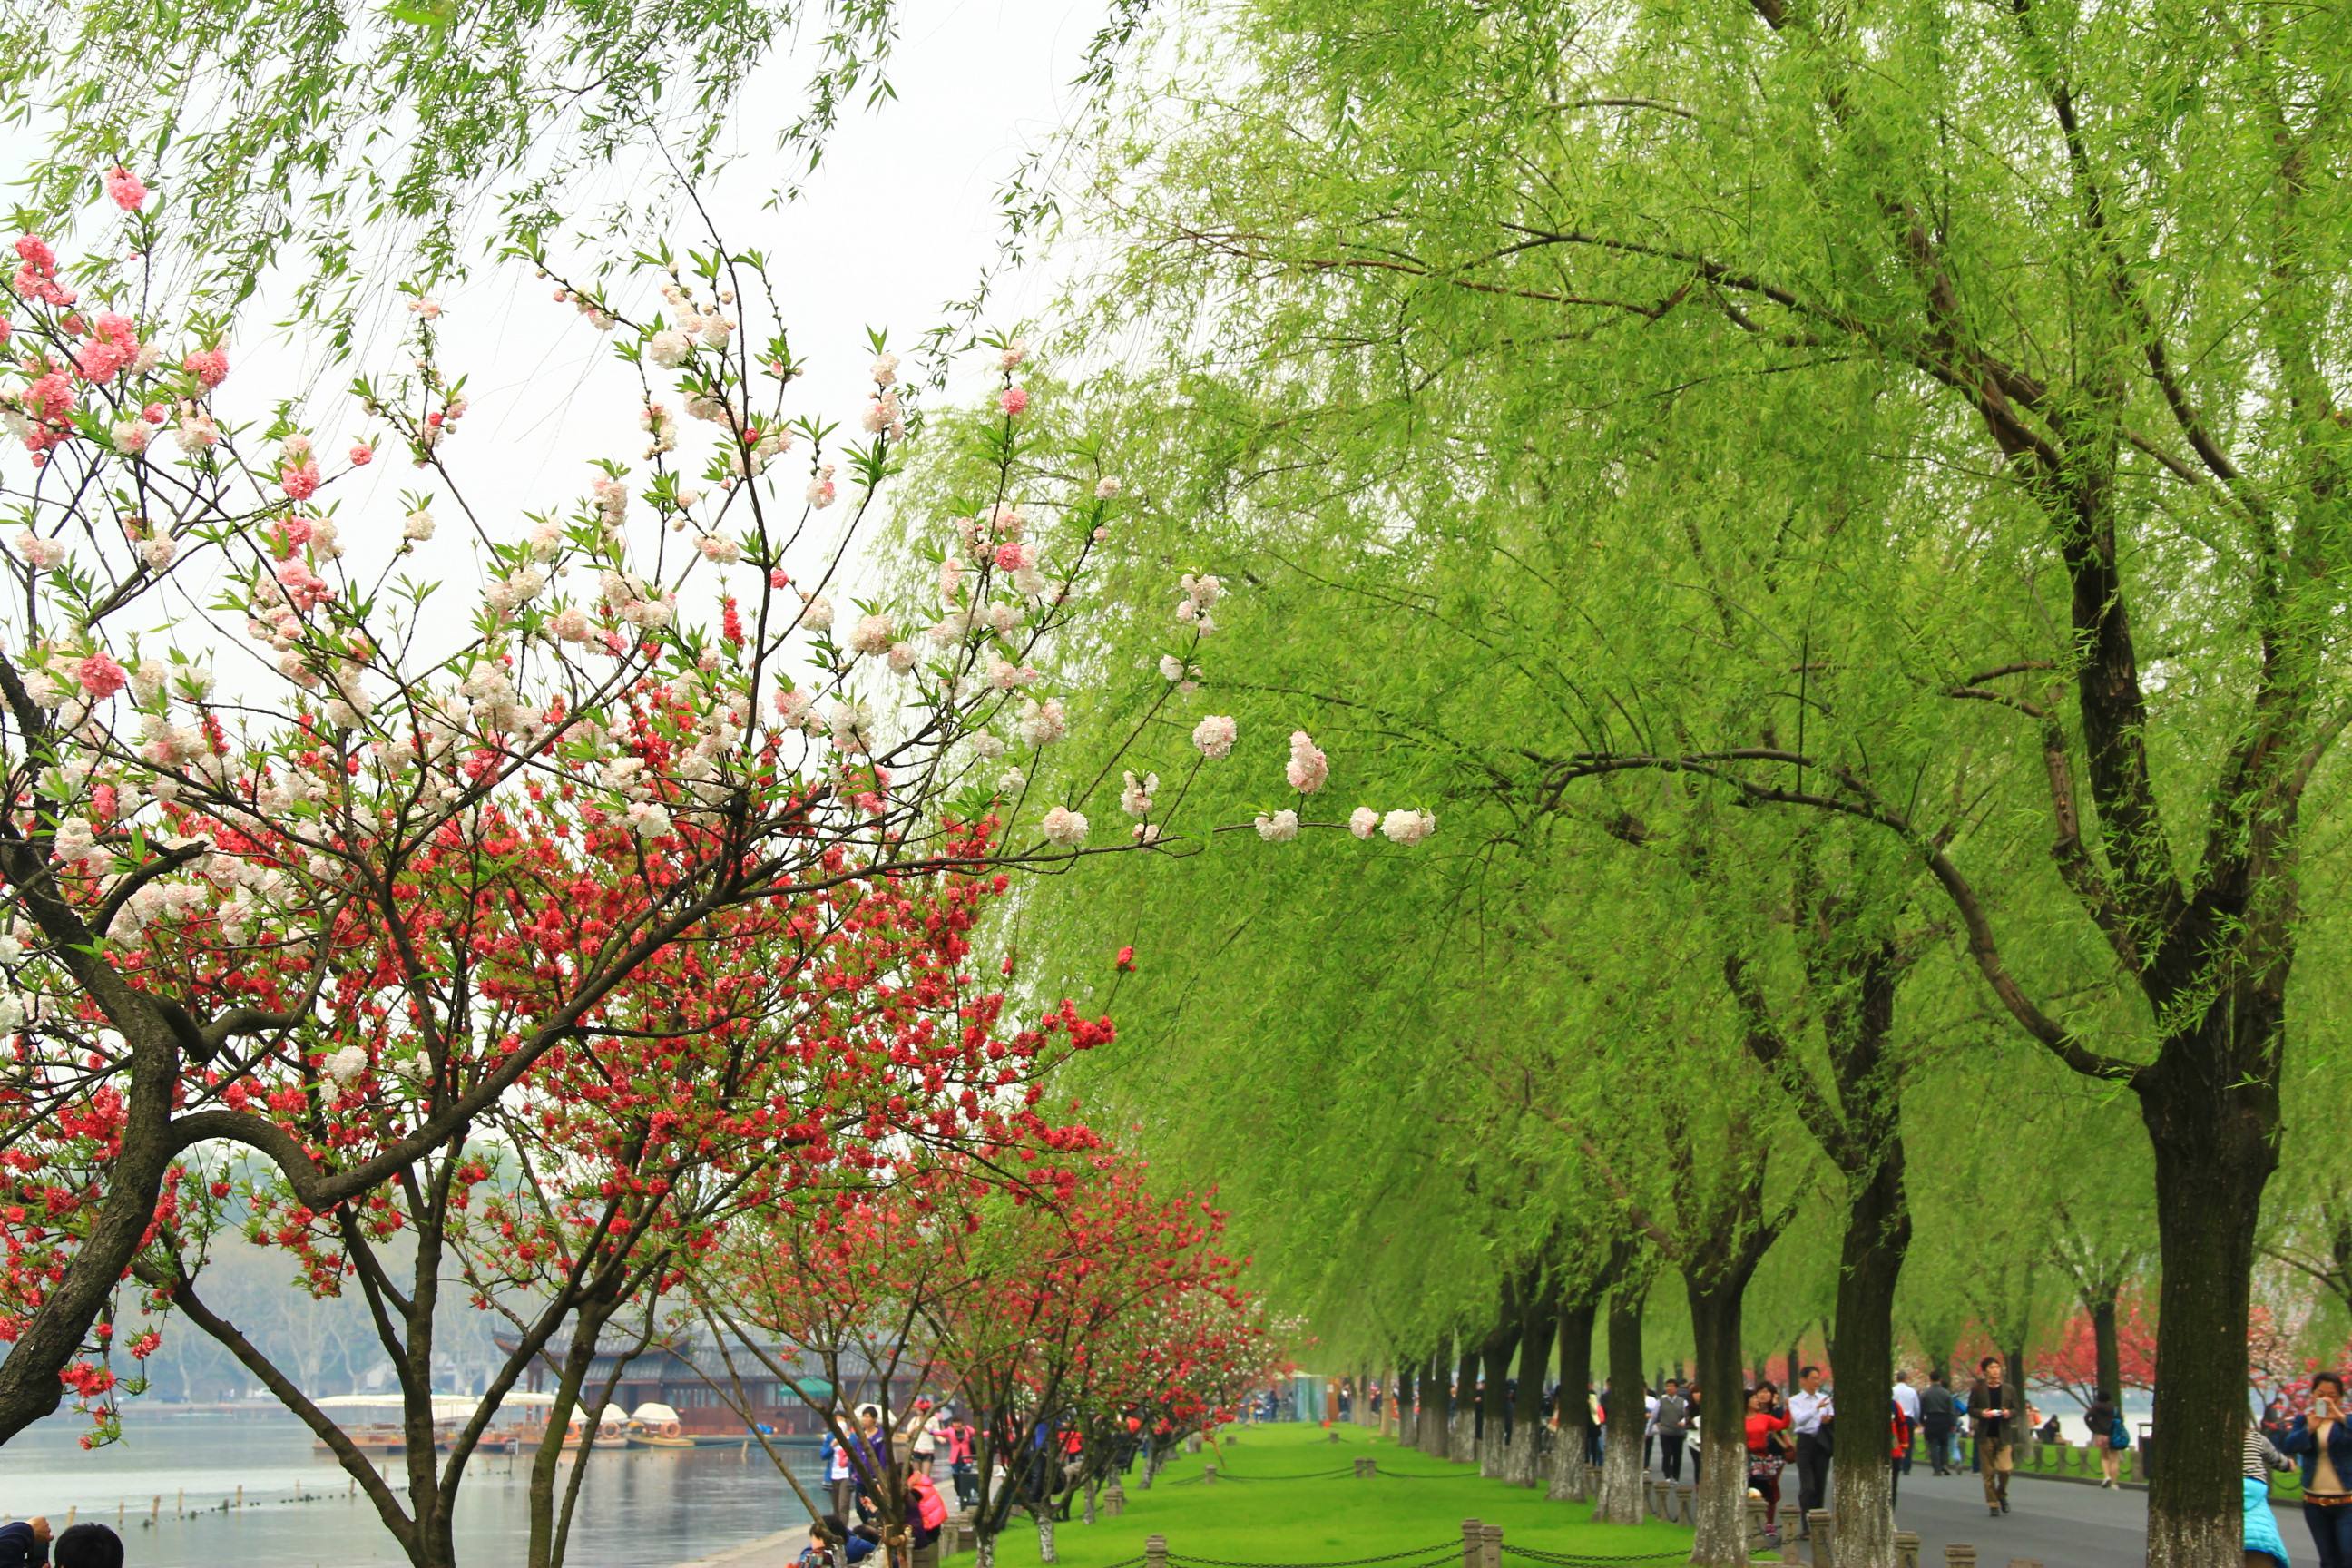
[{"left": 671, "top": 1524, "right": 814, "bottom": 1568}]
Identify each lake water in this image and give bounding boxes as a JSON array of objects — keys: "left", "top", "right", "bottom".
[{"left": 0, "top": 1409, "right": 825, "bottom": 1567}]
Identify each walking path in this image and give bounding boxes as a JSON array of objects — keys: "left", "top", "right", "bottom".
[
  {"left": 669, "top": 1524, "right": 813, "bottom": 1568},
  {"left": 1860, "top": 1468, "right": 2305, "bottom": 1568}
]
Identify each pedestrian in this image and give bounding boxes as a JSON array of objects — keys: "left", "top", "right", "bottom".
[
  {"left": 2084, "top": 1387, "right": 2123, "bottom": 1488},
  {"left": 1789, "top": 1365, "right": 1834, "bottom": 1534},
  {"left": 1893, "top": 1369, "right": 1920, "bottom": 1479},
  {"left": 1586, "top": 1383, "right": 1605, "bottom": 1466},
  {"left": 1656, "top": 1379, "right": 1690, "bottom": 1484},
  {"left": 822, "top": 1425, "right": 857, "bottom": 1523},
  {"left": 1920, "top": 1373, "right": 1956, "bottom": 1475},
  {"left": 1890, "top": 1396, "right": 1916, "bottom": 1505},
  {"left": 1968, "top": 1356, "right": 2020, "bottom": 1517},
  {"left": 1687, "top": 1384, "right": 1703, "bottom": 1484},
  {"left": 909, "top": 1396, "right": 942, "bottom": 1478},
  {"left": 947, "top": 1415, "right": 980, "bottom": 1509},
  {"left": 1744, "top": 1381, "right": 1794, "bottom": 1544},
  {"left": 51, "top": 1524, "right": 120, "bottom": 1568},
  {"left": 2247, "top": 1422, "right": 2295, "bottom": 1568},
  {"left": 0, "top": 1518, "right": 48, "bottom": 1568},
  {"left": 1643, "top": 1381, "right": 1660, "bottom": 1472},
  {"left": 2281, "top": 1372, "right": 2352, "bottom": 1568}
]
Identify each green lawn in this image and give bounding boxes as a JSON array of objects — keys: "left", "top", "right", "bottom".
[{"left": 978, "top": 1423, "right": 1697, "bottom": 1568}]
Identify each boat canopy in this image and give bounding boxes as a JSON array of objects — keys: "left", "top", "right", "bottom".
[{"left": 631, "top": 1402, "right": 681, "bottom": 1424}]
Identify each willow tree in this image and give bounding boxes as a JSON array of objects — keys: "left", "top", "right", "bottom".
[{"left": 1041, "top": 3, "right": 2352, "bottom": 1562}]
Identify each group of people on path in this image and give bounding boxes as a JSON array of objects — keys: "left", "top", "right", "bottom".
[
  {"left": 801, "top": 1401, "right": 960, "bottom": 1568},
  {"left": 0, "top": 1517, "right": 123, "bottom": 1568}
]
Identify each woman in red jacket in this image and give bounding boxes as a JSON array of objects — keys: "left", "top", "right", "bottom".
[{"left": 1744, "top": 1383, "right": 1794, "bottom": 1542}]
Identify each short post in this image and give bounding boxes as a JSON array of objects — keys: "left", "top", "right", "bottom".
[
  {"left": 1745, "top": 1494, "right": 1769, "bottom": 1547},
  {"left": 1187, "top": 1434, "right": 1202, "bottom": 1454},
  {"left": 236, "top": 1485, "right": 243, "bottom": 1509},
  {"left": 1945, "top": 1545, "right": 1977, "bottom": 1568},
  {"left": 1203, "top": 1463, "right": 1218, "bottom": 1485},
  {"left": 1145, "top": 1534, "right": 1169, "bottom": 1568},
  {"left": 1895, "top": 1531, "right": 1921, "bottom": 1568},
  {"left": 150, "top": 1495, "right": 159, "bottom": 1524},
  {"left": 1808, "top": 1509, "right": 1833, "bottom": 1568},
  {"left": 1105, "top": 1478, "right": 1126, "bottom": 1518},
  {"left": 1480, "top": 1523, "right": 1503, "bottom": 1568},
  {"left": 178, "top": 1488, "right": 184, "bottom": 1517},
  {"left": 65, "top": 1508, "right": 74, "bottom": 1525},
  {"left": 1462, "top": 1518, "right": 1483, "bottom": 1568},
  {"left": 1674, "top": 1483, "right": 1694, "bottom": 1524}
]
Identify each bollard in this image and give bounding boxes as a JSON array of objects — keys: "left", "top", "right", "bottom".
[
  {"left": 1746, "top": 1495, "right": 1769, "bottom": 1548},
  {"left": 1895, "top": 1532, "right": 1921, "bottom": 1568},
  {"left": 1145, "top": 1534, "right": 1169, "bottom": 1568},
  {"left": 1480, "top": 1523, "right": 1504, "bottom": 1568},
  {"left": 178, "top": 1488, "right": 184, "bottom": 1517},
  {"left": 1203, "top": 1463, "right": 1218, "bottom": 1485},
  {"left": 1462, "top": 1517, "right": 1483, "bottom": 1568},
  {"left": 1105, "top": 1480, "right": 1126, "bottom": 1518},
  {"left": 236, "top": 1485, "right": 243, "bottom": 1509},
  {"left": 151, "top": 1495, "right": 159, "bottom": 1524},
  {"left": 65, "top": 1508, "right": 74, "bottom": 1525},
  {"left": 1808, "top": 1509, "right": 1833, "bottom": 1568},
  {"left": 1945, "top": 1545, "right": 1977, "bottom": 1568},
  {"left": 1674, "top": 1483, "right": 1693, "bottom": 1525}
]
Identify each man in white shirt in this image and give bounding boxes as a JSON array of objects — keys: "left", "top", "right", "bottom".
[{"left": 1788, "top": 1366, "right": 1834, "bottom": 1534}]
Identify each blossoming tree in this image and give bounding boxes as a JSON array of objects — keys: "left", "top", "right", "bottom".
[{"left": 0, "top": 168, "right": 1406, "bottom": 1504}]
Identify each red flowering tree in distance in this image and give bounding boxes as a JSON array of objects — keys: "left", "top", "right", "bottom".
[{"left": 924, "top": 1153, "right": 1266, "bottom": 1568}]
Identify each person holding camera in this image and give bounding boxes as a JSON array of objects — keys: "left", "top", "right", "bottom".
[{"left": 2280, "top": 1371, "right": 2352, "bottom": 1568}]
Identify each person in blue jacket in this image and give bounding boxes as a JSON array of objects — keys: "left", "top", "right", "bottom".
[
  {"left": 2280, "top": 1372, "right": 2352, "bottom": 1568},
  {"left": 0, "top": 1515, "right": 52, "bottom": 1567}
]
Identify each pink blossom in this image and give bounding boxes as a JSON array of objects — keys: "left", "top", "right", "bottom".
[
  {"left": 75, "top": 652, "right": 128, "bottom": 699},
  {"left": 102, "top": 167, "right": 147, "bottom": 212},
  {"left": 994, "top": 541, "right": 1035, "bottom": 572},
  {"left": 1192, "top": 714, "right": 1238, "bottom": 760},
  {"left": 182, "top": 348, "right": 229, "bottom": 388},
  {"left": 769, "top": 567, "right": 790, "bottom": 590},
  {"left": 1254, "top": 809, "right": 1299, "bottom": 842},
  {"left": 1286, "top": 730, "right": 1328, "bottom": 794},
  {"left": 1040, "top": 806, "right": 1088, "bottom": 847},
  {"left": 1348, "top": 807, "right": 1379, "bottom": 840},
  {"left": 998, "top": 386, "right": 1030, "bottom": 417},
  {"left": 279, "top": 457, "right": 322, "bottom": 500},
  {"left": 348, "top": 443, "right": 374, "bottom": 466}
]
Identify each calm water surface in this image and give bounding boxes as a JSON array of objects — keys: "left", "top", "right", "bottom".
[{"left": 0, "top": 1410, "right": 823, "bottom": 1567}]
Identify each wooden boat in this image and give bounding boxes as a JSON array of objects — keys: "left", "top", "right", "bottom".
[
  {"left": 626, "top": 1402, "right": 695, "bottom": 1449},
  {"left": 312, "top": 1423, "right": 406, "bottom": 1456}
]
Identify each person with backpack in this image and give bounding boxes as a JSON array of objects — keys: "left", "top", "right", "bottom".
[{"left": 2084, "top": 1388, "right": 2124, "bottom": 1488}]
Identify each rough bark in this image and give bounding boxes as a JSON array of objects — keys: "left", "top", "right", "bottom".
[
  {"left": 1592, "top": 1280, "right": 1650, "bottom": 1524},
  {"left": 1688, "top": 1279, "right": 1755, "bottom": 1568},
  {"left": 1828, "top": 1149, "right": 1910, "bottom": 1568},
  {"left": 1452, "top": 1336, "right": 1480, "bottom": 1461},
  {"left": 1511, "top": 1277, "right": 1562, "bottom": 1486},
  {"left": 2090, "top": 1284, "right": 2122, "bottom": 1406},
  {"left": 1398, "top": 1357, "right": 1419, "bottom": 1448},
  {"left": 1478, "top": 1302, "right": 1517, "bottom": 1479},
  {"left": 1556, "top": 1296, "right": 1598, "bottom": 1494},
  {"left": 1425, "top": 1345, "right": 1451, "bottom": 1459}
]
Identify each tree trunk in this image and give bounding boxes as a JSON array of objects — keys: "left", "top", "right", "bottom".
[
  {"left": 1828, "top": 1145, "right": 1911, "bottom": 1568},
  {"left": 1422, "top": 1346, "right": 1449, "bottom": 1458},
  {"left": 1478, "top": 1307, "right": 1516, "bottom": 1479},
  {"left": 2090, "top": 1282, "right": 2122, "bottom": 1406},
  {"left": 1398, "top": 1357, "right": 1418, "bottom": 1448},
  {"left": 1592, "top": 1283, "right": 1649, "bottom": 1524},
  {"left": 1037, "top": 1512, "right": 1057, "bottom": 1563},
  {"left": 1689, "top": 1279, "right": 1754, "bottom": 1567},
  {"left": 1512, "top": 1279, "right": 1560, "bottom": 1486},
  {"left": 2139, "top": 1041, "right": 2277, "bottom": 1568},
  {"left": 1556, "top": 1296, "right": 1598, "bottom": 1497},
  {"left": 1452, "top": 1336, "right": 1479, "bottom": 1461}
]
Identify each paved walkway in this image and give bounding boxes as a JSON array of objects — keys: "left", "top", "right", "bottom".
[
  {"left": 1799, "top": 1467, "right": 2308, "bottom": 1568},
  {"left": 669, "top": 1524, "right": 812, "bottom": 1568}
]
